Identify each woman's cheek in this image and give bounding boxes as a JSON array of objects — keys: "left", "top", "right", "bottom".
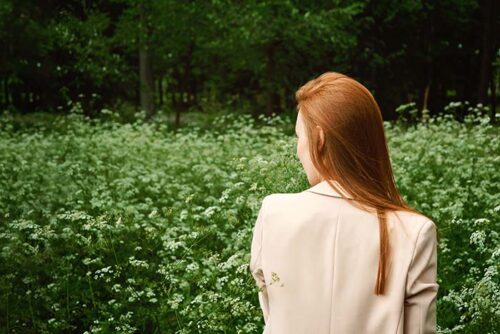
[
  {"left": 297, "top": 138, "right": 307, "bottom": 163},
  {"left": 296, "top": 138, "right": 302, "bottom": 160}
]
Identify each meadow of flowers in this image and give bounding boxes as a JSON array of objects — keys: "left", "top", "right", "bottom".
[{"left": 0, "top": 106, "right": 498, "bottom": 333}]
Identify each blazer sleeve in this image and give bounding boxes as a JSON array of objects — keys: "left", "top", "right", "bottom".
[
  {"left": 249, "top": 196, "right": 270, "bottom": 325},
  {"left": 404, "top": 219, "right": 439, "bottom": 334}
]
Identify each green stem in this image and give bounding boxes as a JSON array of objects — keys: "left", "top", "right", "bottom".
[
  {"left": 175, "top": 309, "right": 183, "bottom": 331},
  {"left": 66, "top": 274, "right": 70, "bottom": 324},
  {"left": 87, "top": 276, "right": 96, "bottom": 310},
  {"left": 107, "top": 231, "right": 119, "bottom": 265},
  {"left": 27, "top": 285, "right": 35, "bottom": 329},
  {"left": 6, "top": 291, "right": 9, "bottom": 332}
]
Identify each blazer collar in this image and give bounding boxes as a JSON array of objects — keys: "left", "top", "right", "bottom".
[{"left": 306, "top": 179, "right": 354, "bottom": 199}]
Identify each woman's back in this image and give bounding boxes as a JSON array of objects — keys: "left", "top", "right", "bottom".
[{"left": 250, "top": 180, "right": 439, "bottom": 334}]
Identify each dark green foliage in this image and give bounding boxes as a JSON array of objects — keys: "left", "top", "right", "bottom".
[{"left": 1, "top": 0, "right": 497, "bottom": 121}]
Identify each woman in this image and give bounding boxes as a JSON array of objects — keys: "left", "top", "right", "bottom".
[{"left": 249, "top": 72, "right": 439, "bottom": 333}]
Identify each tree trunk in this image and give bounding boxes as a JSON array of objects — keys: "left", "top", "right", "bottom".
[
  {"left": 175, "top": 109, "right": 181, "bottom": 128},
  {"left": 140, "top": 48, "right": 154, "bottom": 118},
  {"left": 139, "top": 1, "right": 155, "bottom": 119},
  {"left": 2, "top": 78, "right": 9, "bottom": 107},
  {"left": 158, "top": 77, "right": 163, "bottom": 107},
  {"left": 477, "top": 0, "right": 495, "bottom": 104},
  {"left": 182, "top": 42, "right": 194, "bottom": 110},
  {"left": 422, "top": 80, "right": 431, "bottom": 122},
  {"left": 265, "top": 43, "right": 277, "bottom": 117},
  {"left": 490, "top": 68, "right": 497, "bottom": 124}
]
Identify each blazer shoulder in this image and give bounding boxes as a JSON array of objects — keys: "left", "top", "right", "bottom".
[
  {"left": 416, "top": 216, "right": 438, "bottom": 240},
  {"left": 261, "top": 191, "right": 303, "bottom": 208},
  {"left": 391, "top": 211, "right": 437, "bottom": 243},
  {"left": 392, "top": 210, "right": 436, "bottom": 231},
  {"left": 258, "top": 192, "right": 303, "bottom": 217},
  {"left": 413, "top": 214, "right": 437, "bottom": 234}
]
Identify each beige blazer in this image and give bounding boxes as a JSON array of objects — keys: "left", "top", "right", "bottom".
[{"left": 249, "top": 180, "right": 438, "bottom": 334}]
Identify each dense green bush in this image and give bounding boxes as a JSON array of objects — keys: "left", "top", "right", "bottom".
[{"left": 0, "top": 108, "right": 498, "bottom": 333}]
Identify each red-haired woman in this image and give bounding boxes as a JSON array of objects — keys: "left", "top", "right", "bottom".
[{"left": 250, "top": 72, "right": 439, "bottom": 334}]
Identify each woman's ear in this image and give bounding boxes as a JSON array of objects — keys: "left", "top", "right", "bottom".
[{"left": 316, "top": 125, "right": 325, "bottom": 151}]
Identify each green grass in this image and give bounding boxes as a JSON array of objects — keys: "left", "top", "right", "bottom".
[{"left": 0, "top": 110, "right": 498, "bottom": 333}]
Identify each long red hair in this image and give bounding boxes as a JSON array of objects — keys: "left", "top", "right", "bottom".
[{"left": 295, "top": 72, "right": 428, "bottom": 295}]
